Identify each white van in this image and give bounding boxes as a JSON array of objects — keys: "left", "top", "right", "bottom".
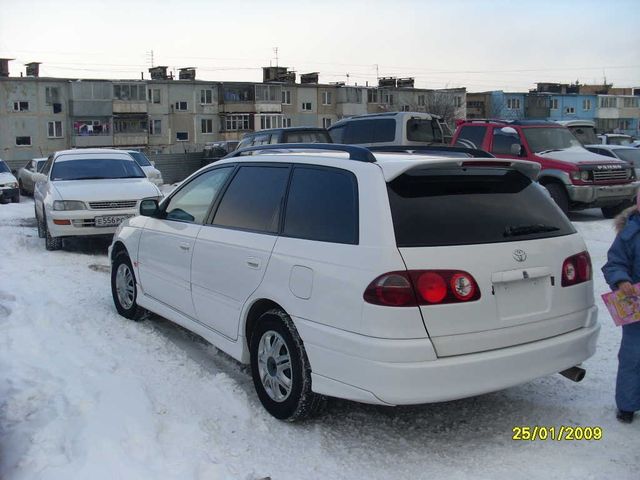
[{"left": 328, "top": 112, "right": 452, "bottom": 147}]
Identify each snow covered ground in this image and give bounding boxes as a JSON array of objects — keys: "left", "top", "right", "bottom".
[{"left": 0, "top": 199, "right": 637, "bottom": 480}]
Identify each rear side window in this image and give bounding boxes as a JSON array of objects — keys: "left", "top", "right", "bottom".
[
  {"left": 455, "top": 125, "right": 487, "bottom": 149},
  {"left": 344, "top": 119, "right": 395, "bottom": 144},
  {"left": 387, "top": 168, "right": 575, "bottom": 247},
  {"left": 283, "top": 167, "right": 358, "bottom": 244},
  {"left": 213, "top": 165, "right": 289, "bottom": 233}
]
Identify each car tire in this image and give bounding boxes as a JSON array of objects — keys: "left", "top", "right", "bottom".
[
  {"left": 43, "top": 215, "right": 63, "bottom": 251},
  {"left": 250, "top": 308, "right": 324, "bottom": 421},
  {"left": 11, "top": 192, "right": 20, "bottom": 203},
  {"left": 19, "top": 180, "right": 26, "bottom": 196},
  {"left": 111, "top": 252, "right": 145, "bottom": 321},
  {"left": 602, "top": 203, "right": 628, "bottom": 219},
  {"left": 35, "top": 205, "right": 45, "bottom": 238},
  {"left": 545, "top": 183, "right": 569, "bottom": 215}
]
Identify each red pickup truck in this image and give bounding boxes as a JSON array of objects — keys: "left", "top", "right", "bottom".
[{"left": 452, "top": 119, "right": 638, "bottom": 217}]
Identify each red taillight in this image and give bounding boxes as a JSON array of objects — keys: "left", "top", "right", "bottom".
[
  {"left": 561, "top": 251, "right": 592, "bottom": 287},
  {"left": 364, "top": 270, "right": 480, "bottom": 307}
]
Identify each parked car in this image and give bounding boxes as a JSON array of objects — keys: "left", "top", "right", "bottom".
[
  {"left": 0, "top": 159, "right": 20, "bottom": 204},
  {"left": 237, "top": 127, "right": 332, "bottom": 150},
  {"left": 202, "top": 141, "right": 240, "bottom": 166},
  {"left": 452, "top": 119, "right": 638, "bottom": 217},
  {"left": 328, "top": 112, "right": 452, "bottom": 147},
  {"left": 123, "top": 150, "right": 164, "bottom": 186},
  {"left": 556, "top": 120, "right": 599, "bottom": 145},
  {"left": 109, "top": 143, "right": 599, "bottom": 421},
  {"left": 34, "top": 148, "right": 162, "bottom": 251},
  {"left": 586, "top": 145, "right": 640, "bottom": 179},
  {"left": 17, "top": 157, "right": 47, "bottom": 195}
]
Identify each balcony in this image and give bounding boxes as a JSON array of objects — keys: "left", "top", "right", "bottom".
[
  {"left": 72, "top": 133, "right": 114, "bottom": 148},
  {"left": 113, "top": 100, "right": 147, "bottom": 114},
  {"left": 113, "top": 133, "right": 149, "bottom": 147}
]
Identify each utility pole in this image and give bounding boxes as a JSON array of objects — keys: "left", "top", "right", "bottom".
[
  {"left": 147, "top": 50, "right": 154, "bottom": 68},
  {"left": 273, "top": 47, "right": 279, "bottom": 68}
]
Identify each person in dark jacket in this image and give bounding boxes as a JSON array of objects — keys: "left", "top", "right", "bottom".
[{"left": 602, "top": 201, "right": 640, "bottom": 423}]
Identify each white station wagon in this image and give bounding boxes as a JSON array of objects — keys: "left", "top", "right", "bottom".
[
  {"left": 109, "top": 144, "right": 599, "bottom": 420},
  {"left": 34, "top": 149, "right": 162, "bottom": 250}
]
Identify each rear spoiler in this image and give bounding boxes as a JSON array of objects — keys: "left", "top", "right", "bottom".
[
  {"left": 366, "top": 145, "right": 494, "bottom": 158},
  {"left": 382, "top": 158, "right": 541, "bottom": 182}
]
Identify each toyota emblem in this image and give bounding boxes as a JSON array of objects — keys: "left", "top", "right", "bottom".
[{"left": 513, "top": 249, "right": 527, "bottom": 262}]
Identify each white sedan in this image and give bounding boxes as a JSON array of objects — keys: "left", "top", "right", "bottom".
[
  {"left": 34, "top": 149, "right": 162, "bottom": 251},
  {"left": 17, "top": 157, "right": 47, "bottom": 195}
]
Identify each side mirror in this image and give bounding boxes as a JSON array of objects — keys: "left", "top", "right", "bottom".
[
  {"left": 501, "top": 126, "right": 518, "bottom": 135},
  {"left": 510, "top": 143, "right": 524, "bottom": 156},
  {"left": 140, "top": 198, "right": 159, "bottom": 217}
]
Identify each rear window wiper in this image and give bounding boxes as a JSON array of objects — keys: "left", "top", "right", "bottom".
[{"left": 504, "top": 224, "right": 560, "bottom": 237}]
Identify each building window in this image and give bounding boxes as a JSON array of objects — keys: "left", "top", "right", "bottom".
[
  {"left": 321, "top": 91, "right": 332, "bottom": 105},
  {"left": 582, "top": 99, "right": 592, "bottom": 110},
  {"left": 507, "top": 98, "right": 521, "bottom": 110},
  {"left": 401, "top": 105, "right": 410, "bottom": 112},
  {"left": 13, "top": 101, "right": 29, "bottom": 112},
  {"left": 255, "top": 84, "right": 281, "bottom": 102},
  {"left": 47, "top": 121, "right": 63, "bottom": 138},
  {"left": 322, "top": 117, "right": 332, "bottom": 128},
  {"left": 149, "top": 119, "right": 162, "bottom": 135},
  {"left": 600, "top": 96, "right": 616, "bottom": 108},
  {"left": 302, "top": 102, "right": 312, "bottom": 111},
  {"left": 623, "top": 97, "right": 639, "bottom": 108},
  {"left": 223, "top": 85, "right": 253, "bottom": 102},
  {"left": 381, "top": 90, "right": 393, "bottom": 104},
  {"left": 565, "top": 106, "right": 575, "bottom": 114},
  {"left": 114, "top": 118, "right": 148, "bottom": 133},
  {"left": 176, "top": 132, "right": 189, "bottom": 141},
  {"left": 418, "top": 95, "right": 425, "bottom": 106},
  {"left": 282, "top": 90, "right": 291, "bottom": 105},
  {"left": 16, "top": 136, "right": 32, "bottom": 146},
  {"left": 175, "top": 101, "right": 188, "bottom": 111},
  {"left": 454, "top": 96, "right": 462, "bottom": 108},
  {"left": 259, "top": 114, "right": 283, "bottom": 130},
  {"left": 45, "top": 87, "right": 60, "bottom": 105},
  {"left": 148, "top": 88, "right": 161, "bottom": 104},
  {"left": 224, "top": 114, "right": 251, "bottom": 131},
  {"left": 550, "top": 98, "right": 559, "bottom": 110},
  {"left": 114, "top": 84, "right": 146, "bottom": 101},
  {"left": 201, "top": 118, "right": 213, "bottom": 134},
  {"left": 367, "top": 89, "right": 378, "bottom": 103},
  {"left": 283, "top": 117, "right": 292, "bottom": 127},
  {"left": 200, "top": 89, "right": 213, "bottom": 104}
]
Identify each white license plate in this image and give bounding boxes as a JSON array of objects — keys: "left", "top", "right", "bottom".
[{"left": 95, "top": 215, "right": 132, "bottom": 228}]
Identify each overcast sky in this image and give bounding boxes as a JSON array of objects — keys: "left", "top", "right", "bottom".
[{"left": 1, "top": 0, "right": 638, "bottom": 92}]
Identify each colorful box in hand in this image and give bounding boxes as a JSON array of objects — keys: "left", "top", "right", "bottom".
[{"left": 601, "top": 284, "right": 640, "bottom": 326}]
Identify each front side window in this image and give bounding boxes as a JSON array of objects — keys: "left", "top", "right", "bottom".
[
  {"left": 165, "top": 168, "right": 232, "bottom": 224},
  {"left": 491, "top": 128, "right": 523, "bottom": 155},
  {"left": 213, "top": 166, "right": 290, "bottom": 233},
  {"left": 407, "top": 118, "right": 441, "bottom": 143},
  {"left": 284, "top": 167, "right": 358, "bottom": 244}
]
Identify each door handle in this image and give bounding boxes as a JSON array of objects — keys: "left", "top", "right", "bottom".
[
  {"left": 179, "top": 242, "right": 191, "bottom": 251},
  {"left": 246, "top": 257, "right": 261, "bottom": 269}
]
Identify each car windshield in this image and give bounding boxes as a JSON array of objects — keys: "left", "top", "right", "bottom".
[
  {"left": 51, "top": 158, "right": 146, "bottom": 181},
  {"left": 522, "top": 127, "right": 583, "bottom": 153},
  {"left": 568, "top": 126, "right": 599, "bottom": 145},
  {"left": 0, "top": 161, "right": 10, "bottom": 174},
  {"left": 128, "top": 151, "right": 152, "bottom": 166},
  {"left": 608, "top": 136, "right": 633, "bottom": 146},
  {"left": 615, "top": 149, "right": 640, "bottom": 166}
]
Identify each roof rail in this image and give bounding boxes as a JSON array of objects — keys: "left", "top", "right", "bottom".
[
  {"left": 366, "top": 145, "right": 495, "bottom": 158},
  {"left": 224, "top": 143, "right": 377, "bottom": 163}
]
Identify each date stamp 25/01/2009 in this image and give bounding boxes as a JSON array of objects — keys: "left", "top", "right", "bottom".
[{"left": 512, "top": 426, "right": 603, "bottom": 441}]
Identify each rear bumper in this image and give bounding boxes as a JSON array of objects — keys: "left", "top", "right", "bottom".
[
  {"left": 567, "top": 181, "right": 638, "bottom": 207},
  {"left": 298, "top": 305, "right": 599, "bottom": 406}
]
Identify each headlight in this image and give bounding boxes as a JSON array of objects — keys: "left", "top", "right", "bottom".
[
  {"left": 10, "top": 182, "right": 18, "bottom": 188},
  {"left": 570, "top": 170, "right": 591, "bottom": 182},
  {"left": 53, "top": 200, "right": 87, "bottom": 211}
]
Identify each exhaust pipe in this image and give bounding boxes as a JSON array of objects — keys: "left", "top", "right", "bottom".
[{"left": 559, "top": 366, "right": 586, "bottom": 382}]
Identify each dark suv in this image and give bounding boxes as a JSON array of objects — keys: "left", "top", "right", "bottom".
[
  {"left": 452, "top": 119, "right": 638, "bottom": 217},
  {"left": 237, "top": 127, "right": 332, "bottom": 150}
]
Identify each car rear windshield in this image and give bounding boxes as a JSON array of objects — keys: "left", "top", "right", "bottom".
[
  {"left": 282, "top": 131, "right": 331, "bottom": 143},
  {"left": 387, "top": 167, "right": 575, "bottom": 247},
  {"left": 406, "top": 118, "right": 442, "bottom": 143},
  {"left": 51, "top": 158, "right": 146, "bottom": 181},
  {"left": 128, "top": 151, "right": 152, "bottom": 166}
]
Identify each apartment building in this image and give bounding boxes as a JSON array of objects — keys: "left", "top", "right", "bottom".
[{"left": 0, "top": 61, "right": 466, "bottom": 161}]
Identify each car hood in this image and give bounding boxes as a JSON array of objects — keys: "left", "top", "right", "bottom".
[
  {"left": 52, "top": 178, "right": 160, "bottom": 201},
  {"left": 0, "top": 172, "right": 17, "bottom": 184},
  {"left": 536, "top": 146, "right": 627, "bottom": 165}
]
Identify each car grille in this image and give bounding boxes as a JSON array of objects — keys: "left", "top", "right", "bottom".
[
  {"left": 89, "top": 200, "right": 137, "bottom": 210},
  {"left": 592, "top": 169, "right": 632, "bottom": 183}
]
